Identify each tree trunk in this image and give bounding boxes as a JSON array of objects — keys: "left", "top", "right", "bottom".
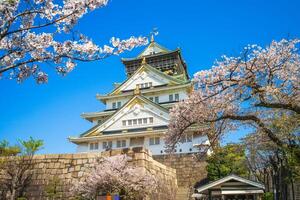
[{"left": 291, "top": 178, "right": 295, "bottom": 200}]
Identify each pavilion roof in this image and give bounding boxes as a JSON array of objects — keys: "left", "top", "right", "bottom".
[{"left": 194, "top": 174, "right": 265, "bottom": 195}]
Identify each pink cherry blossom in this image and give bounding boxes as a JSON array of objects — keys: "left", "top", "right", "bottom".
[
  {"left": 71, "top": 155, "right": 161, "bottom": 199},
  {"left": 165, "top": 39, "right": 300, "bottom": 152},
  {"left": 0, "top": 0, "right": 148, "bottom": 83}
]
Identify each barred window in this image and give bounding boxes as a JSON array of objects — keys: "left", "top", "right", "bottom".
[
  {"left": 149, "top": 137, "right": 160, "bottom": 145},
  {"left": 175, "top": 93, "right": 179, "bottom": 101},
  {"left": 123, "top": 117, "right": 153, "bottom": 126},
  {"left": 90, "top": 142, "right": 99, "bottom": 150},
  {"left": 103, "top": 141, "right": 112, "bottom": 149},
  {"left": 117, "top": 140, "right": 126, "bottom": 148}
]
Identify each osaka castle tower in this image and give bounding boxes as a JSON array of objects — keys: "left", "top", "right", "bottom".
[{"left": 69, "top": 36, "right": 210, "bottom": 155}]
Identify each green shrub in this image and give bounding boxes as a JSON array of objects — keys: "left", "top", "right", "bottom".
[{"left": 262, "top": 192, "right": 274, "bottom": 200}]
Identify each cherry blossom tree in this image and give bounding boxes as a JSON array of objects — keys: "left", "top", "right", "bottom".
[
  {"left": 71, "top": 155, "right": 173, "bottom": 200},
  {"left": 0, "top": 0, "right": 148, "bottom": 83},
  {"left": 165, "top": 39, "right": 300, "bottom": 152}
]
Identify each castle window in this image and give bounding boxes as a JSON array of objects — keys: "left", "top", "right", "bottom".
[
  {"left": 103, "top": 141, "right": 112, "bottom": 149},
  {"left": 117, "top": 140, "right": 126, "bottom": 148},
  {"left": 122, "top": 117, "right": 153, "bottom": 126},
  {"left": 180, "top": 134, "right": 193, "bottom": 143},
  {"left": 138, "top": 118, "right": 143, "bottom": 125},
  {"left": 138, "top": 82, "right": 153, "bottom": 89},
  {"left": 89, "top": 142, "right": 99, "bottom": 150},
  {"left": 130, "top": 137, "right": 144, "bottom": 146},
  {"left": 112, "top": 101, "right": 121, "bottom": 109},
  {"left": 149, "top": 137, "right": 160, "bottom": 145},
  {"left": 149, "top": 117, "right": 154, "bottom": 124},
  {"left": 154, "top": 96, "right": 159, "bottom": 103},
  {"left": 143, "top": 118, "right": 147, "bottom": 124},
  {"left": 133, "top": 119, "right": 137, "bottom": 125},
  {"left": 169, "top": 94, "right": 179, "bottom": 102},
  {"left": 187, "top": 134, "right": 192, "bottom": 142},
  {"left": 175, "top": 93, "right": 179, "bottom": 101},
  {"left": 117, "top": 101, "right": 122, "bottom": 108}
]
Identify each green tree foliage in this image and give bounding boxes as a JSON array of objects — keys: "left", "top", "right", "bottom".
[
  {"left": 262, "top": 192, "right": 274, "bottom": 200},
  {"left": 206, "top": 144, "right": 249, "bottom": 181},
  {"left": 19, "top": 137, "right": 44, "bottom": 156},
  {"left": 0, "top": 137, "right": 43, "bottom": 157},
  {"left": 270, "top": 114, "right": 300, "bottom": 172},
  {"left": 243, "top": 113, "right": 299, "bottom": 200},
  {"left": 0, "top": 137, "right": 44, "bottom": 200},
  {"left": 0, "top": 140, "right": 20, "bottom": 156},
  {"left": 44, "top": 177, "right": 62, "bottom": 200}
]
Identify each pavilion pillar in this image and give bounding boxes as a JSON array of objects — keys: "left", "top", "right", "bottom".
[
  {"left": 208, "top": 190, "right": 212, "bottom": 200},
  {"left": 221, "top": 194, "right": 225, "bottom": 200}
]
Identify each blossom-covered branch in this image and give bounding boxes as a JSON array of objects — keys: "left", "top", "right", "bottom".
[
  {"left": 0, "top": 0, "right": 148, "bottom": 83},
  {"left": 165, "top": 39, "right": 300, "bottom": 151},
  {"left": 71, "top": 155, "right": 159, "bottom": 200}
]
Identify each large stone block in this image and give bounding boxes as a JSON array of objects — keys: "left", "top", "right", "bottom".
[{"left": 1, "top": 148, "right": 178, "bottom": 200}]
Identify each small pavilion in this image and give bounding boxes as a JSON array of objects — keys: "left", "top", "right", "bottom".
[{"left": 192, "top": 174, "right": 265, "bottom": 200}]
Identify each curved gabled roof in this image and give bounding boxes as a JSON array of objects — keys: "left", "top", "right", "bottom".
[
  {"left": 195, "top": 174, "right": 265, "bottom": 193},
  {"left": 137, "top": 40, "right": 170, "bottom": 57},
  {"left": 71, "top": 94, "right": 170, "bottom": 139},
  {"left": 121, "top": 49, "right": 179, "bottom": 62},
  {"left": 108, "top": 61, "right": 188, "bottom": 96}
]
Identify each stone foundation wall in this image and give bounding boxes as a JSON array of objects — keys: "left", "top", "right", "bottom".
[
  {"left": 153, "top": 153, "right": 207, "bottom": 200},
  {"left": 2, "top": 148, "right": 177, "bottom": 200}
]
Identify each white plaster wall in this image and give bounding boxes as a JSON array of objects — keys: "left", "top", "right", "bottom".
[
  {"left": 105, "top": 88, "right": 188, "bottom": 110},
  {"left": 144, "top": 136, "right": 166, "bottom": 155},
  {"left": 76, "top": 143, "right": 89, "bottom": 152},
  {"left": 144, "top": 89, "right": 188, "bottom": 103},
  {"left": 193, "top": 134, "right": 209, "bottom": 145},
  {"left": 76, "top": 135, "right": 210, "bottom": 155},
  {"left": 105, "top": 97, "right": 131, "bottom": 110},
  {"left": 104, "top": 102, "right": 169, "bottom": 132}
]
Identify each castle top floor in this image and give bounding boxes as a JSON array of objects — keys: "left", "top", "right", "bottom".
[{"left": 121, "top": 36, "right": 189, "bottom": 81}]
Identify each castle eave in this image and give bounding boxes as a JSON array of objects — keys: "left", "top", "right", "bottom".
[
  {"left": 69, "top": 129, "right": 166, "bottom": 144},
  {"left": 121, "top": 49, "right": 179, "bottom": 62},
  {"left": 97, "top": 82, "right": 192, "bottom": 101},
  {"left": 81, "top": 110, "right": 115, "bottom": 121}
]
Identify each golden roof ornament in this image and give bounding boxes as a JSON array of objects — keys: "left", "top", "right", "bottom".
[
  {"left": 134, "top": 85, "right": 141, "bottom": 95},
  {"left": 141, "top": 56, "right": 147, "bottom": 65},
  {"left": 150, "top": 34, "right": 155, "bottom": 43}
]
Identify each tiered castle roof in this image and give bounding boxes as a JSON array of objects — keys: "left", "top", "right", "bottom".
[{"left": 69, "top": 37, "right": 192, "bottom": 144}]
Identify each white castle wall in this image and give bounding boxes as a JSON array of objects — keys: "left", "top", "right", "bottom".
[
  {"left": 105, "top": 89, "right": 188, "bottom": 110},
  {"left": 76, "top": 135, "right": 209, "bottom": 156}
]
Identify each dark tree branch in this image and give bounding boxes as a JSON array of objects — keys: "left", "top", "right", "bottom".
[{"left": 255, "top": 102, "right": 300, "bottom": 114}]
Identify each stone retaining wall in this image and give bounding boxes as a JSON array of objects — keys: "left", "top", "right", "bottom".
[
  {"left": 2, "top": 147, "right": 177, "bottom": 200},
  {"left": 153, "top": 153, "right": 207, "bottom": 200}
]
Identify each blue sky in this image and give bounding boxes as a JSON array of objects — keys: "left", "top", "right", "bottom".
[{"left": 1, "top": 0, "right": 299, "bottom": 154}]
